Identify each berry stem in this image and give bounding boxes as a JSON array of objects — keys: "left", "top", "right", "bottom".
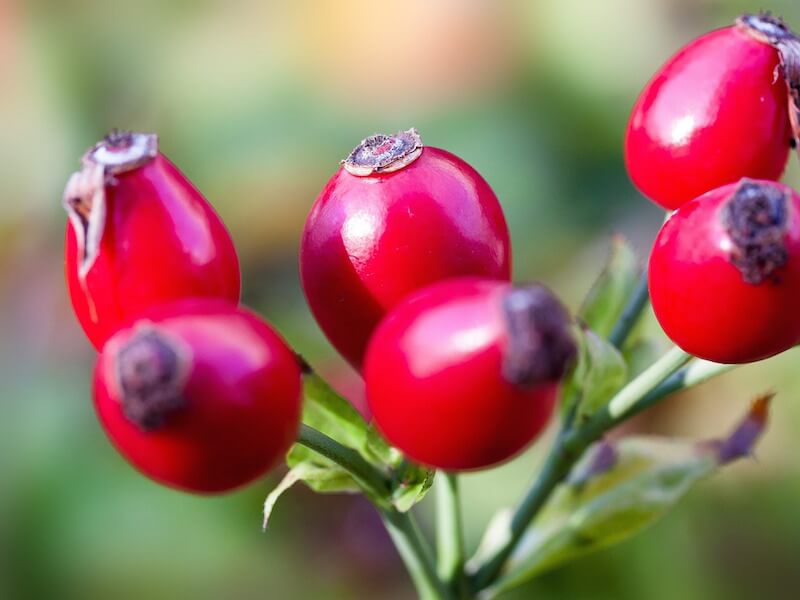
[
  {"left": 381, "top": 509, "right": 456, "bottom": 600},
  {"left": 607, "top": 270, "right": 650, "bottom": 349},
  {"left": 651, "top": 359, "right": 737, "bottom": 401},
  {"left": 296, "top": 424, "right": 391, "bottom": 500},
  {"left": 296, "top": 424, "right": 453, "bottom": 598},
  {"left": 606, "top": 346, "right": 691, "bottom": 418},
  {"left": 436, "top": 472, "right": 467, "bottom": 595},
  {"left": 469, "top": 346, "right": 693, "bottom": 591}
]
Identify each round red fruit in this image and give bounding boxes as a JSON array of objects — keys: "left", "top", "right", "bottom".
[
  {"left": 649, "top": 179, "right": 800, "bottom": 363},
  {"left": 64, "top": 131, "right": 241, "bottom": 349},
  {"left": 625, "top": 14, "right": 799, "bottom": 210},
  {"left": 364, "top": 278, "right": 575, "bottom": 471},
  {"left": 300, "top": 129, "right": 511, "bottom": 370},
  {"left": 93, "top": 300, "right": 302, "bottom": 493}
]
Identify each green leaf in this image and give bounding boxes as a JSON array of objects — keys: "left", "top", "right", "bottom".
[
  {"left": 294, "top": 372, "right": 435, "bottom": 512},
  {"left": 488, "top": 397, "right": 771, "bottom": 595},
  {"left": 391, "top": 461, "right": 436, "bottom": 512},
  {"left": 560, "top": 326, "right": 627, "bottom": 419},
  {"left": 263, "top": 447, "right": 361, "bottom": 528},
  {"left": 579, "top": 236, "right": 640, "bottom": 338},
  {"left": 302, "top": 373, "right": 370, "bottom": 455},
  {"left": 278, "top": 373, "right": 434, "bottom": 510}
]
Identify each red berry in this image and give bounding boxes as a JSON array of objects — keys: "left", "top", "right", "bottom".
[
  {"left": 300, "top": 129, "right": 511, "bottom": 370},
  {"left": 93, "top": 300, "right": 302, "bottom": 493},
  {"left": 649, "top": 179, "right": 800, "bottom": 363},
  {"left": 64, "top": 131, "right": 241, "bottom": 349},
  {"left": 364, "top": 278, "right": 575, "bottom": 471},
  {"left": 625, "top": 14, "right": 800, "bottom": 210}
]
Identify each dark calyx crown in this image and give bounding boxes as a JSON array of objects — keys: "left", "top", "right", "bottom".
[
  {"left": 502, "top": 285, "right": 577, "bottom": 388},
  {"left": 722, "top": 179, "right": 789, "bottom": 285},
  {"left": 115, "top": 327, "right": 188, "bottom": 430}
]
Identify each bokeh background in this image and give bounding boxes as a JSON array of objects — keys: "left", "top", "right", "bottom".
[{"left": 3, "top": 0, "right": 800, "bottom": 598}]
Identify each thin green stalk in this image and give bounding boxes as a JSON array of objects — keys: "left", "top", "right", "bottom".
[
  {"left": 381, "top": 509, "right": 455, "bottom": 600},
  {"left": 606, "top": 346, "right": 690, "bottom": 418},
  {"left": 470, "top": 346, "right": 693, "bottom": 591},
  {"left": 436, "top": 473, "right": 466, "bottom": 595},
  {"left": 296, "top": 424, "right": 389, "bottom": 500},
  {"left": 473, "top": 357, "right": 738, "bottom": 594},
  {"left": 651, "top": 359, "right": 737, "bottom": 401},
  {"left": 591, "top": 359, "right": 736, "bottom": 431},
  {"left": 468, "top": 427, "right": 576, "bottom": 591},
  {"left": 608, "top": 271, "right": 650, "bottom": 349},
  {"left": 297, "top": 424, "right": 451, "bottom": 599}
]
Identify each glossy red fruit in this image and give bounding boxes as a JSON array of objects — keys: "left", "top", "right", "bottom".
[
  {"left": 301, "top": 129, "right": 511, "bottom": 370},
  {"left": 649, "top": 179, "right": 800, "bottom": 363},
  {"left": 625, "top": 14, "right": 800, "bottom": 210},
  {"left": 64, "top": 131, "right": 241, "bottom": 349},
  {"left": 364, "top": 278, "right": 575, "bottom": 471},
  {"left": 93, "top": 300, "right": 302, "bottom": 493}
]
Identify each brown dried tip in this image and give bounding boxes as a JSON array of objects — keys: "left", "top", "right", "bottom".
[
  {"left": 63, "top": 131, "right": 158, "bottom": 279},
  {"left": 82, "top": 130, "right": 158, "bottom": 174},
  {"left": 722, "top": 180, "right": 789, "bottom": 285},
  {"left": 115, "top": 325, "right": 190, "bottom": 430},
  {"left": 342, "top": 128, "right": 423, "bottom": 176},
  {"left": 737, "top": 13, "right": 800, "bottom": 152},
  {"left": 715, "top": 393, "right": 773, "bottom": 464},
  {"left": 501, "top": 284, "right": 577, "bottom": 388}
]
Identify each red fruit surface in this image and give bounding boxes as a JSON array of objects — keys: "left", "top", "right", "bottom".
[
  {"left": 93, "top": 300, "right": 302, "bottom": 493},
  {"left": 65, "top": 134, "right": 241, "bottom": 349},
  {"left": 301, "top": 139, "right": 511, "bottom": 370},
  {"left": 625, "top": 24, "right": 792, "bottom": 210},
  {"left": 649, "top": 179, "right": 800, "bottom": 363},
  {"left": 364, "top": 278, "right": 573, "bottom": 471}
]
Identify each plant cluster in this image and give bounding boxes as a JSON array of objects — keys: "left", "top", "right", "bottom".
[{"left": 62, "top": 13, "right": 799, "bottom": 599}]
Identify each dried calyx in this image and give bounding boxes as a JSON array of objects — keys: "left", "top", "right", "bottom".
[
  {"left": 83, "top": 130, "right": 158, "bottom": 173},
  {"left": 115, "top": 325, "right": 190, "bottom": 430},
  {"left": 737, "top": 13, "right": 800, "bottom": 151},
  {"left": 502, "top": 285, "right": 577, "bottom": 388},
  {"left": 343, "top": 128, "right": 423, "bottom": 176},
  {"left": 711, "top": 393, "right": 772, "bottom": 464},
  {"left": 63, "top": 130, "right": 158, "bottom": 279},
  {"left": 722, "top": 179, "right": 789, "bottom": 285}
]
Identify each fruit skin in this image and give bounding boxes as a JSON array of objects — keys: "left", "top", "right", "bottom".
[
  {"left": 301, "top": 145, "right": 511, "bottom": 370},
  {"left": 625, "top": 24, "right": 791, "bottom": 210},
  {"left": 364, "top": 278, "right": 572, "bottom": 471},
  {"left": 65, "top": 140, "right": 241, "bottom": 349},
  {"left": 649, "top": 179, "right": 800, "bottom": 364},
  {"left": 93, "top": 300, "right": 302, "bottom": 494}
]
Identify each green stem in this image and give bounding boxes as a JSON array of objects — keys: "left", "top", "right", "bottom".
[
  {"left": 296, "top": 424, "right": 451, "bottom": 599},
  {"left": 473, "top": 356, "right": 736, "bottom": 594},
  {"left": 608, "top": 271, "right": 650, "bottom": 349},
  {"left": 606, "top": 346, "right": 690, "bottom": 418},
  {"left": 567, "top": 350, "right": 725, "bottom": 445},
  {"left": 470, "top": 346, "right": 693, "bottom": 591},
  {"left": 296, "top": 424, "right": 390, "bottom": 501},
  {"left": 436, "top": 472, "right": 466, "bottom": 595},
  {"left": 381, "top": 509, "right": 455, "bottom": 600},
  {"left": 650, "top": 359, "right": 737, "bottom": 402}
]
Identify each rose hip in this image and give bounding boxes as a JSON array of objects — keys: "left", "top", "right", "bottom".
[
  {"left": 625, "top": 14, "right": 800, "bottom": 210},
  {"left": 649, "top": 179, "right": 800, "bottom": 363},
  {"left": 300, "top": 129, "right": 511, "bottom": 370},
  {"left": 64, "top": 131, "right": 241, "bottom": 349},
  {"left": 93, "top": 300, "right": 302, "bottom": 493},
  {"left": 364, "top": 278, "right": 575, "bottom": 471}
]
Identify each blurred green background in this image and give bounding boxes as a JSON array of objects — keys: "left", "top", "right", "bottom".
[{"left": 3, "top": 0, "right": 800, "bottom": 598}]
